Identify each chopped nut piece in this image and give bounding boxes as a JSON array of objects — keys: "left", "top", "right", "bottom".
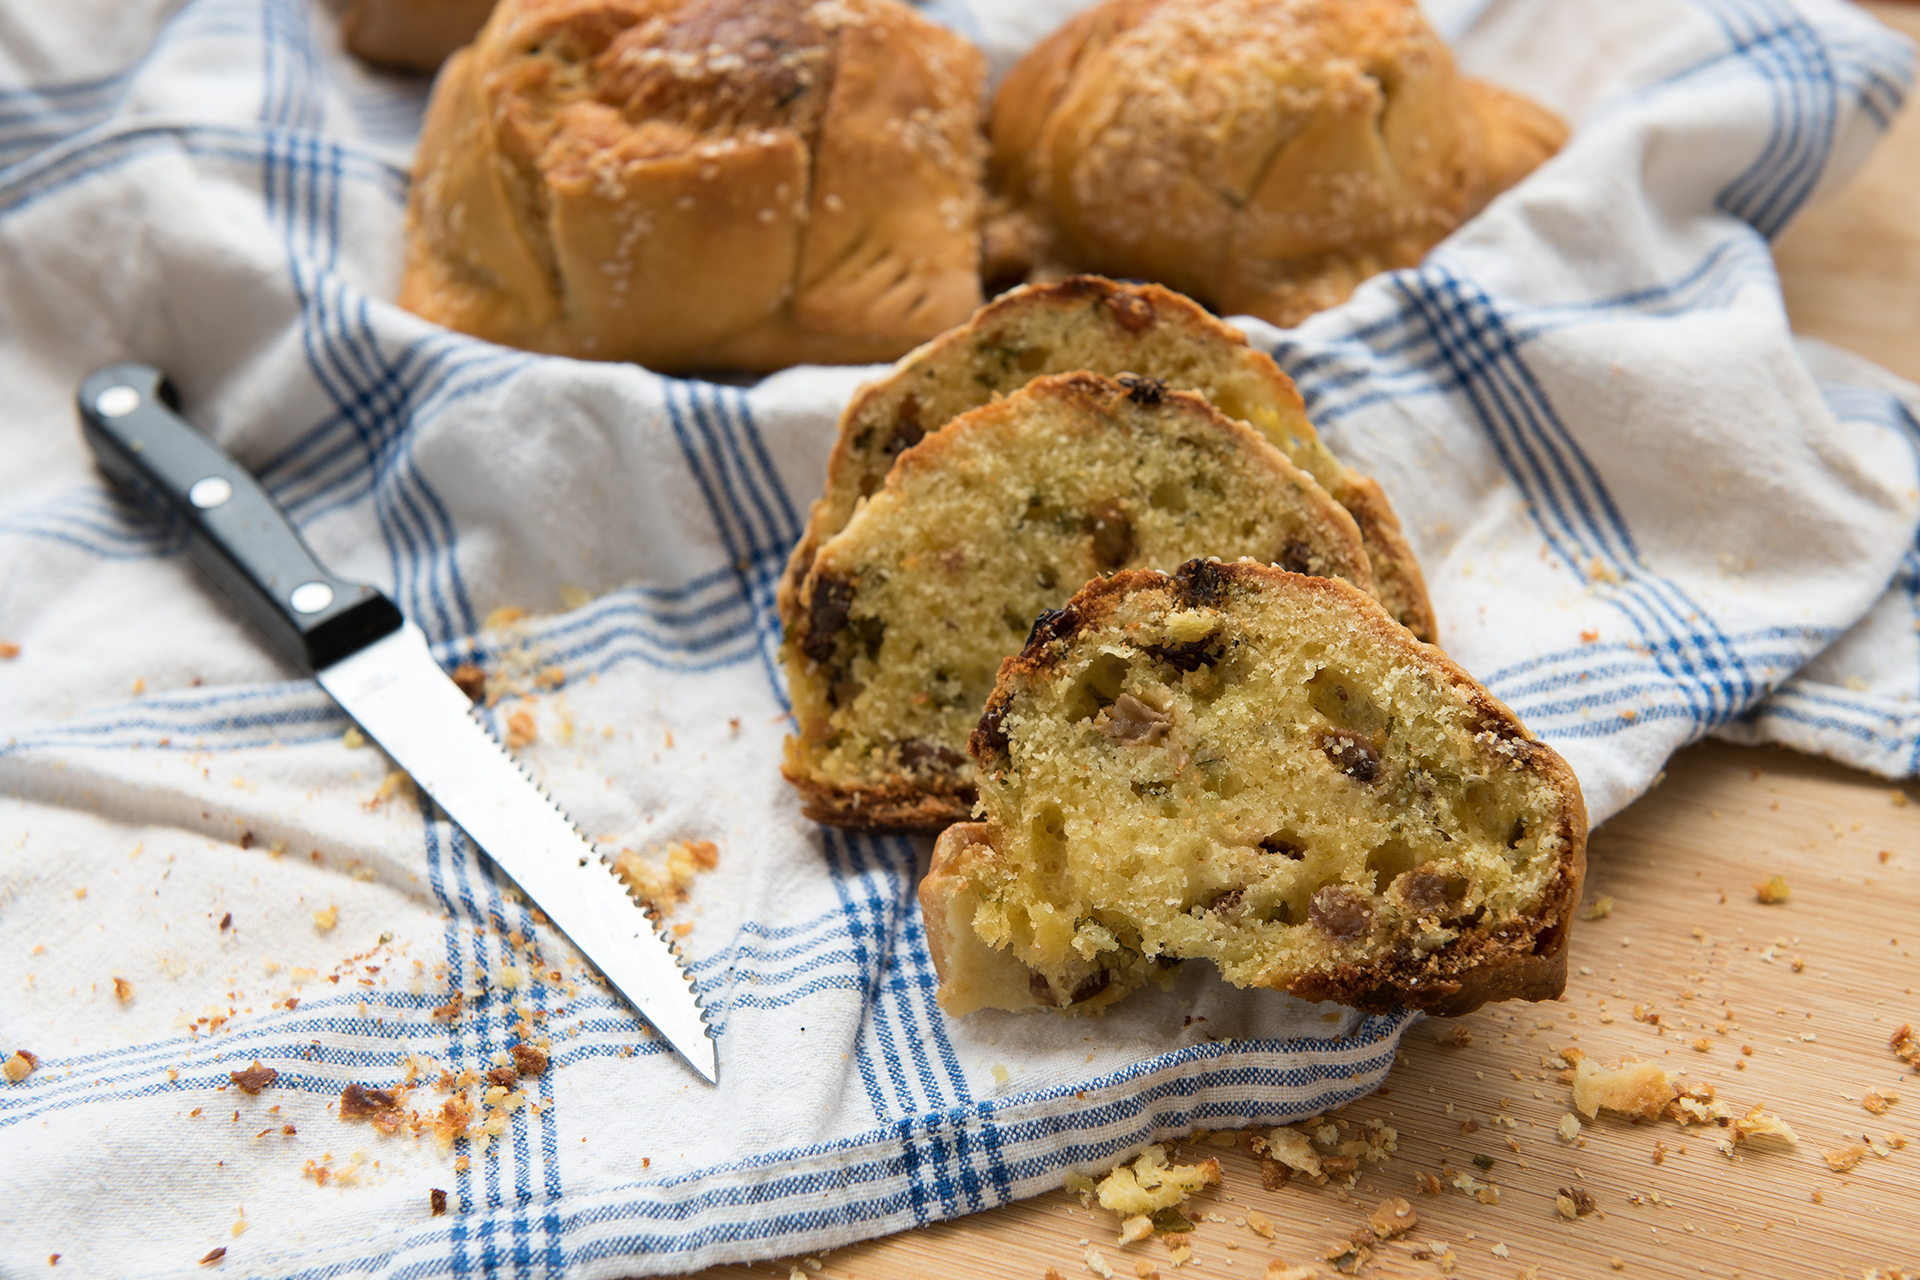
[
  {"left": 230, "top": 1062, "right": 279, "bottom": 1095},
  {"left": 1754, "top": 875, "right": 1790, "bottom": 904},
  {"left": 3, "top": 1050, "right": 38, "bottom": 1082},
  {"left": 339, "top": 1083, "right": 401, "bottom": 1118}
]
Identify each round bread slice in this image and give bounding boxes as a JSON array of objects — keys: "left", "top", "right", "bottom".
[
  {"left": 776, "top": 276, "right": 1435, "bottom": 641},
  {"left": 782, "top": 372, "right": 1373, "bottom": 830},
  {"left": 920, "top": 559, "right": 1586, "bottom": 1017}
]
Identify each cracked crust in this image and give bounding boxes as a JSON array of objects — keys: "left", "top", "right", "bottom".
[
  {"left": 776, "top": 275, "right": 1435, "bottom": 640},
  {"left": 400, "top": 0, "right": 987, "bottom": 373},
  {"left": 781, "top": 373, "right": 1373, "bottom": 831},
  {"left": 922, "top": 559, "right": 1586, "bottom": 1017},
  {"left": 986, "top": 0, "right": 1567, "bottom": 330}
]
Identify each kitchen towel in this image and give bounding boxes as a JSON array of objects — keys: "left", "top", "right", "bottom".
[{"left": 0, "top": 0, "right": 1916, "bottom": 1276}]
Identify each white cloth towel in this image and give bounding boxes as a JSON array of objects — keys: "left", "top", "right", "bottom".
[{"left": 0, "top": 0, "right": 1915, "bottom": 1276}]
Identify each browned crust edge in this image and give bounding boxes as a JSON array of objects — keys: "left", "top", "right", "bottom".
[
  {"left": 781, "top": 764, "right": 974, "bottom": 833},
  {"left": 1334, "top": 474, "right": 1437, "bottom": 643},
  {"left": 961, "top": 558, "right": 1587, "bottom": 1017}
]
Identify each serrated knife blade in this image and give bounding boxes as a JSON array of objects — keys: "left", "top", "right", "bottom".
[
  {"left": 320, "top": 625, "right": 716, "bottom": 1082},
  {"left": 78, "top": 362, "right": 717, "bottom": 1084}
]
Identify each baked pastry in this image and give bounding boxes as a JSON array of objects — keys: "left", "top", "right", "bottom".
[
  {"left": 777, "top": 276, "right": 1435, "bottom": 640},
  {"left": 341, "top": 0, "right": 496, "bottom": 72},
  {"left": 401, "top": 0, "right": 988, "bottom": 373},
  {"left": 782, "top": 372, "right": 1373, "bottom": 830},
  {"left": 920, "top": 559, "right": 1586, "bottom": 1016},
  {"left": 988, "top": 0, "right": 1568, "bottom": 327}
]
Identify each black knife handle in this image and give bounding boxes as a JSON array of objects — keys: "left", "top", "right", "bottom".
[{"left": 77, "top": 363, "right": 402, "bottom": 673}]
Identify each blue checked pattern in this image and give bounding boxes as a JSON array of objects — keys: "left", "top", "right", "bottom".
[{"left": 0, "top": 0, "right": 1917, "bottom": 1276}]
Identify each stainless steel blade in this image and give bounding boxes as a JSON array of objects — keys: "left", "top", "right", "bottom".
[{"left": 317, "top": 623, "right": 716, "bottom": 1083}]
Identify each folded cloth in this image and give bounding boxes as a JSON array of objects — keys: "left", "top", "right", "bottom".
[{"left": 0, "top": 0, "right": 1915, "bottom": 1276}]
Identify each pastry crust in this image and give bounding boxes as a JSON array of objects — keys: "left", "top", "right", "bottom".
[
  {"left": 776, "top": 275, "right": 1436, "bottom": 640},
  {"left": 920, "top": 559, "right": 1586, "bottom": 1017},
  {"left": 400, "top": 0, "right": 988, "bottom": 373},
  {"left": 988, "top": 0, "right": 1568, "bottom": 328},
  {"left": 782, "top": 372, "right": 1372, "bottom": 830},
  {"left": 341, "top": 0, "right": 496, "bottom": 72}
]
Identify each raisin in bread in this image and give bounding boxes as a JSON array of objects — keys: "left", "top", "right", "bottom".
[
  {"left": 776, "top": 276, "right": 1434, "bottom": 641},
  {"left": 782, "top": 373, "right": 1373, "bottom": 830},
  {"left": 920, "top": 559, "right": 1585, "bottom": 1017}
]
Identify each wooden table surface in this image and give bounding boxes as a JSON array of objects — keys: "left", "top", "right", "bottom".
[{"left": 690, "top": 7, "right": 1920, "bottom": 1276}]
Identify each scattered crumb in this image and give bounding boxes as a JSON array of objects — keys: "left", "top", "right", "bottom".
[
  {"left": 1368, "top": 1198, "right": 1417, "bottom": 1239},
  {"left": 342, "top": 726, "right": 368, "bottom": 749},
  {"left": 113, "top": 976, "right": 134, "bottom": 1004},
  {"left": 1863, "top": 1088, "right": 1900, "bottom": 1116},
  {"left": 4, "top": 1050, "right": 39, "bottom": 1082},
  {"left": 1555, "top": 1186, "right": 1597, "bottom": 1219},
  {"left": 1731, "top": 1106, "right": 1798, "bottom": 1149},
  {"left": 1893, "top": 1023, "right": 1917, "bottom": 1071},
  {"left": 230, "top": 1063, "right": 278, "bottom": 1096},
  {"left": 1822, "top": 1142, "right": 1867, "bottom": 1173},
  {"left": 451, "top": 664, "right": 486, "bottom": 703},
  {"left": 1583, "top": 896, "right": 1614, "bottom": 921},
  {"left": 1245, "top": 1209, "right": 1274, "bottom": 1240},
  {"left": 1439, "top": 1024, "right": 1472, "bottom": 1048},
  {"left": 430, "top": 1188, "right": 448, "bottom": 1216},
  {"left": 1557, "top": 1113, "right": 1582, "bottom": 1142},
  {"left": 1754, "top": 875, "right": 1790, "bottom": 904},
  {"left": 312, "top": 905, "right": 338, "bottom": 933},
  {"left": 613, "top": 840, "right": 721, "bottom": 916},
  {"left": 1571, "top": 1056, "right": 1675, "bottom": 1121},
  {"left": 1094, "top": 1144, "right": 1220, "bottom": 1217},
  {"left": 0, "top": 641, "right": 18, "bottom": 659},
  {"left": 1084, "top": 1244, "right": 1115, "bottom": 1278},
  {"left": 339, "top": 1084, "right": 401, "bottom": 1120},
  {"left": 506, "top": 709, "right": 538, "bottom": 749}
]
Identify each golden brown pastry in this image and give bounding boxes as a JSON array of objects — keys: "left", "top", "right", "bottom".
[
  {"left": 401, "top": 0, "right": 988, "bottom": 372},
  {"left": 341, "top": 0, "right": 496, "bottom": 72},
  {"left": 781, "top": 371, "right": 1373, "bottom": 830},
  {"left": 921, "top": 559, "right": 1586, "bottom": 1017},
  {"left": 988, "top": 0, "right": 1568, "bottom": 327}
]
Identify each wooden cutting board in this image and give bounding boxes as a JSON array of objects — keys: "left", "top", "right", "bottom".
[{"left": 690, "top": 6, "right": 1920, "bottom": 1276}]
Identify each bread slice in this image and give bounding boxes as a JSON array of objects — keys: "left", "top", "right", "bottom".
[
  {"left": 782, "top": 373, "right": 1374, "bottom": 830},
  {"left": 776, "top": 276, "right": 1435, "bottom": 641},
  {"left": 920, "top": 559, "right": 1585, "bottom": 1017}
]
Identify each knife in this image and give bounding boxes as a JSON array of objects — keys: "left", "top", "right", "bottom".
[{"left": 77, "top": 362, "right": 717, "bottom": 1084}]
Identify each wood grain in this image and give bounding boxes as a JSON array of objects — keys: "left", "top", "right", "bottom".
[
  {"left": 684, "top": 7, "right": 1920, "bottom": 1276},
  {"left": 1774, "top": 5, "right": 1920, "bottom": 383}
]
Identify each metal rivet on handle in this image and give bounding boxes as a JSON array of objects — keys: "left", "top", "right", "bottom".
[
  {"left": 289, "top": 582, "right": 334, "bottom": 614},
  {"left": 188, "top": 476, "right": 233, "bottom": 509},
  {"left": 95, "top": 386, "right": 142, "bottom": 418}
]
